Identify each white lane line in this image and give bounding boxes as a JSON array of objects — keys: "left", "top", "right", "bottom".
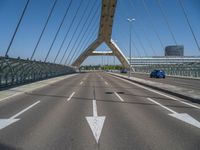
[
  {"left": 93, "top": 100, "right": 98, "bottom": 117},
  {"left": 10, "top": 101, "right": 41, "bottom": 119},
  {"left": 67, "top": 92, "right": 75, "bottom": 101},
  {"left": 0, "top": 101, "right": 41, "bottom": 130},
  {"left": 114, "top": 92, "right": 124, "bottom": 102},
  {"left": 80, "top": 81, "right": 83, "bottom": 85},
  {"left": 104, "top": 81, "right": 108, "bottom": 85},
  {"left": 147, "top": 98, "right": 200, "bottom": 129},
  {"left": 147, "top": 98, "right": 176, "bottom": 114},
  {"left": 111, "top": 75, "right": 200, "bottom": 110}
]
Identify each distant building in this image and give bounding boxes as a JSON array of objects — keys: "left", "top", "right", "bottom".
[{"left": 165, "top": 45, "right": 184, "bottom": 56}]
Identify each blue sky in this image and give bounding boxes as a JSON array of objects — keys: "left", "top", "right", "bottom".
[{"left": 0, "top": 0, "right": 200, "bottom": 65}]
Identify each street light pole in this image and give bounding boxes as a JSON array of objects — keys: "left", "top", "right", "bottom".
[{"left": 127, "top": 18, "right": 135, "bottom": 78}]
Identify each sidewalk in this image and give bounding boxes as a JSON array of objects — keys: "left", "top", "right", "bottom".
[
  {"left": 109, "top": 72, "right": 200, "bottom": 103},
  {"left": 0, "top": 74, "right": 78, "bottom": 102}
]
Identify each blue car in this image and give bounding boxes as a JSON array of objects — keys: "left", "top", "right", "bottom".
[
  {"left": 150, "top": 70, "right": 166, "bottom": 78},
  {"left": 120, "top": 69, "right": 128, "bottom": 73}
]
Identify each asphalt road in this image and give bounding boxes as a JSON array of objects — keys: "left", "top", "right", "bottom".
[
  {"left": 0, "top": 72, "right": 199, "bottom": 150},
  {"left": 129, "top": 72, "right": 200, "bottom": 91}
]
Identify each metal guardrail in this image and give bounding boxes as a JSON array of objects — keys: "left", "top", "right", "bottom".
[
  {"left": 133, "top": 62, "right": 200, "bottom": 78},
  {"left": 0, "top": 56, "right": 76, "bottom": 88}
]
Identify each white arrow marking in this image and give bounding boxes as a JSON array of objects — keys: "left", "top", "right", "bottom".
[
  {"left": 80, "top": 81, "right": 83, "bottom": 85},
  {"left": 104, "top": 81, "right": 108, "bottom": 85},
  {"left": 86, "top": 100, "right": 105, "bottom": 143},
  {"left": 0, "top": 101, "right": 40, "bottom": 130},
  {"left": 147, "top": 98, "right": 200, "bottom": 129}
]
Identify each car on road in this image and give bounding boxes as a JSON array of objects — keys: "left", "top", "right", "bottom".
[
  {"left": 150, "top": 70, "right": 166, "bottom": 78},
  {"left": 120, "top": 69, "right": 128, "bottom": 73}
]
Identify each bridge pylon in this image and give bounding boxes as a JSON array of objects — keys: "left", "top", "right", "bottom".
[{"left": 72, "top": 0, "right": 130, "bottom": 69}]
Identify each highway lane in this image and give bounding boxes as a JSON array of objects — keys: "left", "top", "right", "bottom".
[
  {"left": 127, "top": 72, "right": 200, "bottom": 91},
  {"left": 0, "top": 72, "right": 199, "bottom": 149}
]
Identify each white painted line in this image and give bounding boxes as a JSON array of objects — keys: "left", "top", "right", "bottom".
[
  {"left": 67, "top": 92, "right": 75, "bottom": 101},
  {"left": 147, "top": 98, "right": 176, "bottom": 114},
  {"left": 114, "top": 92, "right": 124, "bottom": 102},
  {"left": 80, "top": 81, "right": 83, "bottom": 85},
  {"left": 86, "top": 99, "right": 106, "bottom": 143},
  {"left": 104, "top": 81, "right": 108, "bottom": 85},
  {"left": 147, "top": 98, "right": 200, "bottom": 129},
  {"left": 0, "top": 101, "right": 40, "bottom": 130},
  {"left": 111, "top": 75, "right": 200, "bottom": 110},
  {"left": 0, "top": 74, "right": 78, "bottom": 102},
  {"left": 93, "top": 100, "right": 98, "bottom": 117},
  {"left": 10, "top": 101, "right": 40, "bottom": 119}
]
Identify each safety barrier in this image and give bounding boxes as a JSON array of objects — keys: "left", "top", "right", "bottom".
[{"left": 0, "top": 56, "right": 75, "bottom": 88}]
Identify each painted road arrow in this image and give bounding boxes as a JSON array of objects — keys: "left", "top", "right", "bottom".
[
  {"left": 147, "top": 98, "right": 200, "bottom": 129},
  {"left": 86, "top": 99, "right": 106, "bottom": 143},
  {"left": 0, "top": 101, "right": 40, "bottom": 130},
  {"left": 169, "top": 113, "right": 200, "bottom": 128}
]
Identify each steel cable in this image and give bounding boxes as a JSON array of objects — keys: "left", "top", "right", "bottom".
[
  {"left": 59, "top": 0, "right": 90, "bottom": 64},
  {"left": 66, "top": 3, "right": 100, "bottom": 65},
  {"left": 5, "top": 0, "right": 31, "bottom": 57},
  {"left": 53, "top": 0, "right": 83, "bottom": 63},
  {"left": 30, "top": 0, "right": 58, "bottom": 60},
  {"left": 178, "top": 0, "right": 200, "bottom": 52},
  {"left": 44, "top": 0, "right": 73, "bottom": 62}
]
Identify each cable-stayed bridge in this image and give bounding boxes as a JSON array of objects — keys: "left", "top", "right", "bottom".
[{"left": 0, "top": 0, "right": 200, "bottom": 149}]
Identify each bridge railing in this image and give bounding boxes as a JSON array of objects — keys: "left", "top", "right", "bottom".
[
  {"left": 0, "top": 56, "right": 75, "bottom": 89},
  {"left": 133, "top": 62, "right": 200, "bottom": 78}
]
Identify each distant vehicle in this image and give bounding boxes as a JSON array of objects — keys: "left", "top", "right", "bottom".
[
  {"left": 150, "top": 70, "right": 166, "bottom": 78},
  {"left": 120, "top": 69, "right": 127, "bottom": 73}
]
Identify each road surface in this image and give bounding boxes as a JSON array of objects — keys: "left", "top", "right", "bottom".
[
  {"left": 0, "top": 72, "right": 199, "bottom": 150},
  {"left": 130, "top": 72, "right": 200, "bottom": 91}
]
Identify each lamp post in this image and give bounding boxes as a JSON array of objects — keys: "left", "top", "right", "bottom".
[{"left": 127, "top": 18, "right": 135, "bottom": 78}]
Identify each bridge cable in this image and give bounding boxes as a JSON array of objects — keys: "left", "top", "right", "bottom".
[
  {"left": 68, "top": 8, "right": 100, "bottom": 65},
  {"left": 5, "top": 0, "right": 31, "bottom": 57},
  {"left": 44, "top": 0, "right": 73, "bottom": 62},
  {"left": 128, "top": 0, "right": 157, "bottom": 56},
  {"left": 53, "top": 0, "right": 83, "bottom": 63},
  {"left": 178, "top": 0, "right": 200, "bottom": 52},
  {"left": 156, "top": 0, "right": 177, "bottom": 45},
  {"left": 64, "top": 0, "right": 97, "bottom": 64},
  {"left": 132, "top": 27, "right": 148, "bottom": 56},
  {"left": 141, "top": 0, "right": 164, "bottom": 49},
  {"left": 30, "top": 0, "right": 58, "bottom": 60},
  {"left": 72, "top": 22, "right": 99, "bottom": 63},
  {"left": 59, "top": 0, "right": 90, "bottom": 64},
  {"left": 71, "top": 6, "right": 101, "bottom": 64},
  {"left": 65, "top": 2, "right": 100, "bottom": 65}
]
